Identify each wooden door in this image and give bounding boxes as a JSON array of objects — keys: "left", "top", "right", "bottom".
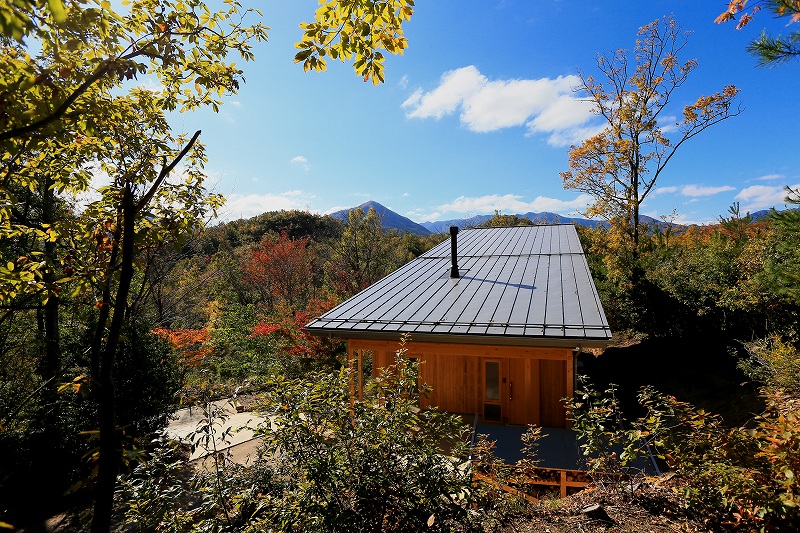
[
  {"left": 507, "top": 358, "right": 541, "bottom": 425},
  {"left": 540, "top": 359, "right": 568, "bottom": 427}
]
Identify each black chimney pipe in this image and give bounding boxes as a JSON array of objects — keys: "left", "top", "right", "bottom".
[{"left": 449, "top": 226, "right": 460, "bottom": 278}]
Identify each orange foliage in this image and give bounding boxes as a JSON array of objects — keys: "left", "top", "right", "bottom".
[{"left": 152, "top": 327, "right": 211, "bottom": 366}]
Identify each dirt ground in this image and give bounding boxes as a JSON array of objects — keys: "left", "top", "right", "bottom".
[{"left": 503, "top": 475, "right": 710, "bottom": 532}]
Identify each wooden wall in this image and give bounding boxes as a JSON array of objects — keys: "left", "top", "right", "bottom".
[{"left": 348, "top": 339, "right": 574, "bottom": 428}]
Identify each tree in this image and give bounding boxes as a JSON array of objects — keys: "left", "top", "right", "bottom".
[
  {"left": 476, "top": 210, "right": 534, "bottom": 228},
  {"left": 765, "top": 187, "right": 800, "bottom": 304},
  {"left": 0, "top": 0, "right": 415, "bottom": 529},
  {"left": 327, "top": 207, "right": 405, "bottom": 296},
  {"left": 716, "top": 0, "right": 800, "bottom": 67},
  {"left": 561, "top": 16, "right": 740, "bottom": 275},
  {"left": 242, "top": 232, "right": 317, "bottom": 311}
]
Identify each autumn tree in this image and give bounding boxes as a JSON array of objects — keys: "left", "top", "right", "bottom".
[
  {"left": 295, "top": 0, "right": 415, "bottom": 84},
  {"left": 716, "top": 0, "right": 800, "bottom": 67},
  {"left": 561, "top": 16, "right": 740, "bottom": 278},
  {"left": 243, "top": 231, "right": 317, "bottom": 311},
  {"left": 0, "top": 0, "right": 416, "bottom": 529}
]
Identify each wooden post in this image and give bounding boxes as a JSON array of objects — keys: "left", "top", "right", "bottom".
[
  {"left": 348, "top": 345, "right": 356, "bottom": 409},
  {"left": 358, "top": 349, "right": 364, "bottom": 401},
  {"left": 566, "top": 351, "right": 575, "bottom": 429},
  {"left": 560, "top": 471, "right": 567, "bottom": 498}
]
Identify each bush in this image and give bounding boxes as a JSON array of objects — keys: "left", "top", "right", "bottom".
[
  {"left": 250, "top": 338, "right": 481, "bottom": 532},
  {"left": 569, "top": 377, "right": 800, "bottom": 530}
]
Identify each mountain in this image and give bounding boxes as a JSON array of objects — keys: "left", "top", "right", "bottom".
[
  {"left": 331, "top": 201, "right": 796, "bottom": 236},
  {"left": 330, "top": 202, "right": 612, "bottom": 235},
  {"left": 329, "top": 201, "right": 432, "bottom": 236},
  {"left": 421, "top": 212, "right": 609, "bottom": 233},
  {"left": 332, "top": 201, "right": 788, "bottom": 237}
]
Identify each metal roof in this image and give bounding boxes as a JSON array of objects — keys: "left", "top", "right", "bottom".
[{"left": 306, "top": 225, "right": 612, "bottom": 347}]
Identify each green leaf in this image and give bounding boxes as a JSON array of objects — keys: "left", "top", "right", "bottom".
[{"left": 47, "top": 0, "right": 68, "bottom": 23}]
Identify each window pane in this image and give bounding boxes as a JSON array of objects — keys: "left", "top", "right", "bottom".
[{"left": 485, "top": 361, "right": 499, "bottom": 401}]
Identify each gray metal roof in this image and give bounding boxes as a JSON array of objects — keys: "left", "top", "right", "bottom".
[{"left": 306, "top": 225, "right": 612, "bottom": 347}]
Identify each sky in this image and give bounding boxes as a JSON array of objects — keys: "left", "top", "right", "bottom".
[{"left": 169, "top": 1, "right": 800, "bottom": 226}]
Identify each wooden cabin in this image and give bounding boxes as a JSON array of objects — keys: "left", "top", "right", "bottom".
[{"left": 305, "top": 225, "right": 611, "bottom": 428}]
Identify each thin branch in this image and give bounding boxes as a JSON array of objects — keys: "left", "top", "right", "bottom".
[{"left": 135, "top": 129, "right": 202, "bottom": 213}]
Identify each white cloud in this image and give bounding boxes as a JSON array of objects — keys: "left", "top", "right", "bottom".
[
  {"left": 659, "top": 115, "right": 679, "bottom": 134},
  {"left": 398, "top": 75, "right": 409, "bottom": 90},
  {"left": 402, "top": 192, "right": 410, "bottom": 197},
  {"left": 435, "top": 193, "right": 593, "bottom": 217},
  {"left": 650, "top": 184, "right": 735, "bottom": 198},
  {"left": 527, "top": 94, "right": 594, "bottom": 132},
  {"left": 680, "top": 185, "right": 736, "bottom": 197},
  {"left": 323, "top": 205, "right": 350, "bottom": 215},
  {"left": 543, "top": 123, "right": 606, "bottom": 147},
  {"left": 403, "top": 66, "right": 487, "bottom": 119},
  {"left": 216, "top": 190, "right": 315, "bottom": 222},
  {"left": 290, "top": 155, "right": 310, "bottom": 171},
  {"left": 416, "top": 211, "right": 442, "bottom": 222},
  {"left": 735, "top": 184, "right": 800, "bottom": 211},
  {"left": 402, "top": 66, "right": 597, "bottom": 146},
  {"left": 651, "top": 186, "right": 679, "bottom": 197},
  {"left": 754, "top": 173, "right": 786, "bottom": 182}
]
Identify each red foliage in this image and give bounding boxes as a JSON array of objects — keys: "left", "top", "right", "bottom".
[
  {"left": 255, "top": 295, "right": 343, "bottom": 362},
  {"left": 242, "top": 232, "right": 316, "bottom": 309},
  {"left": 250, "top": 322, "right": 281, "bottom": 338}
]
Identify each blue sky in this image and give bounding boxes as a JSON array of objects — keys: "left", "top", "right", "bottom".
[{"left": 174, "top": 1, "right": 800, "bottom": 225}]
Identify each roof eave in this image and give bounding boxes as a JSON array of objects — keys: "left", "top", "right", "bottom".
[{"left": 303, "top": 327, "right": 612, "bottom": 349}]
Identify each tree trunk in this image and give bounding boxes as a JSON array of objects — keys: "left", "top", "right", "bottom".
[
  {"left": 91, "top": 185, "right": 136, "bottom": 533},
  {"left": 40, "top": 178, "right": 60, "bottom": 381}
]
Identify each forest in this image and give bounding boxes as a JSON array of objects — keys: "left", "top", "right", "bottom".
[{"left": 2, "top": 0, "right": 800, "bottom": 531}]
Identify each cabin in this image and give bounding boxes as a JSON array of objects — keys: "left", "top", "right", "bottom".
[{"left": 305, "top": 224, "right": 611, "bottom": 428}]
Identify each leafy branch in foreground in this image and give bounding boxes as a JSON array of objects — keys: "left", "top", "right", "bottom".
[
  {"left": 252, "top": 337, "right": 480, "bottom": 532},
  {"left": 716, "top": 0, "right": 800, "bottom": 67}
]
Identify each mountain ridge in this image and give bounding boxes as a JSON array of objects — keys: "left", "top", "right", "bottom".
[{"left": 330, "top": 201, "right": 778, "bottom": 235}]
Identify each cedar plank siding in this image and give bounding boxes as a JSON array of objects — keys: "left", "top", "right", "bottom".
[{"left": 349, "top": 339, "right": 573, "bottom": 427}]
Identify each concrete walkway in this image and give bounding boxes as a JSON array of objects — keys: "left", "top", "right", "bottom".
[{"left": 164, "top": 399, "right": 271, "bottom": 465}]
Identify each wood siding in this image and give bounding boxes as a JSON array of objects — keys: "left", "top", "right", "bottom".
[{"left": 348, "top": 340, "right": 574, "bottom": 428}]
